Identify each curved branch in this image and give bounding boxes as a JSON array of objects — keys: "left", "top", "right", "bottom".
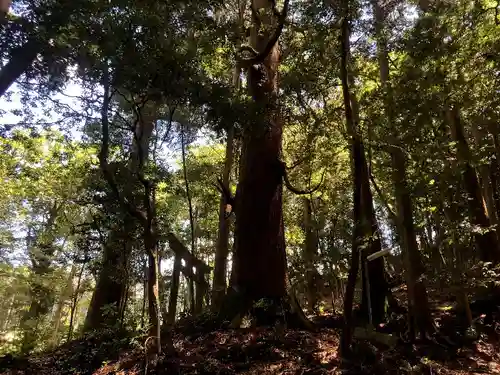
[
  {"left": 213, "top": 177, "right": 236, "bottom": 217},
  {"left": 238, "top": 0, "right": 290, "bottom": 66},
  {"left": 283, "top": 166, "right": 325, "bottom": 195}
]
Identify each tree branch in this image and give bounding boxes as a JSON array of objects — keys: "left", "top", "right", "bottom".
[
  {"left": 282, "top": 161, "right": 325, "bottom": 195},
  {"left": 213, "top": 177, "right": 236, "bottom": 217},
  {"left": 237, "top": 0, "right": 290, "bottom": 66},
  {"left": 98, "top": 64, "right": 147, "bottom": 225}
]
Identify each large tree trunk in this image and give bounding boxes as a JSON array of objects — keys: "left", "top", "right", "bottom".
[
  {"left": 446, "top": 107, "right": 500, "bottom": 263},
  {"left": 232, "top": 0, "right": 287, "bottom": 300},
  {"left": 371, "top": 0, "right": 433, "bottom": 339},
  {"left": 86, "top": 100, "right": 158, "bottom": 332},
  {"left": 0, "top": 39, "right": 41, "bottom": 98},
  {"left": 0, "top": 0, "right": 11, "bottom": 22},
  {"left": 83, "top": 227, "right": 128, "bottom": 331}
]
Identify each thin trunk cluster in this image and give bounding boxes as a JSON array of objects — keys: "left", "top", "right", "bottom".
[
  {"left": 371, "top": 0, "right": 433, "bottom": 339},
  {"left": 446, "top": 107, "right": 500, "bottom": 264}
]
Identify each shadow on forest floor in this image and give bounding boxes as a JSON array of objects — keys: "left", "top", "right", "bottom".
[
  {"left": 1, "top": 309, "right": 499, "bottom": 375},
  {"left": 1, "top": 274, "right": 500, "bottom": 375}
]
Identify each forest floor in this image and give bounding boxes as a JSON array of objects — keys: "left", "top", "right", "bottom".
[
  {"left": 1, "top": 304, "right": 499, "bottom": 375},
  {"left": 1, "top": 268, "right": 500, "bottom": 375}
]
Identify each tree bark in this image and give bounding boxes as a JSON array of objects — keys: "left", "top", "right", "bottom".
[
  {"left": 67, "top": 262, "right": 85, "bottom": 341},
  {"left": 302, "top": 197, "right": 319, "bottom": 312},
  {"left": 471, "top": 123, "right": 499, "bottom": 229},
  {"left": 212, "top": 125, "right": 235, "bottom": 310},
  {"left": 446, "top": 106, "right": 500, "bottom": 263},
  {"left": 145, "top": 231, "right": 161, "bottom": 353},
  {"left": 21, "top": 203, "right": 59, "bottom": 353},
  {"left": 83, "top": 227, "right": 128, "bottom": 331},
  {"left": 339, "top": 0, "right": 388, "bottom": 354},
  {"left": 232, "top": 0, "right": 287, "bottom": 300},
  {"left": 0, "top": 39, "right": 41, "bottom": 98},
  {"left": 50, "top": 265, "right": 77, "bottom": 348},
  {"left": 166, "top": 255, "right": 181, "bottom": 325},
  {"left": 339, "top": 0, "right": 363, "bottom": 354},
  {"left": 180, "top": 126, "right": 197, "bottom": 314},
  {"left": 212, "top": 0, "right": 244, "bottom": 310}
]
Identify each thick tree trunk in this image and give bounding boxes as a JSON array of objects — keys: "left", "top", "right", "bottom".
[
  {"left": 446, "top": 107, "right": 500, "bottom": 263},
  {"left": 87, "top": 100, "right": 158, "bottom": 332},
  {"left": 371, "top": 0, "right": 433, "bottom": 339},
  {"left": 0, "top": 0, "right": 12, "bottom": 21},
  {"left": 233, "top": 0, "right": 286, "bottom": 300},
  {"left": 83, "top": 229, "right": 128, "bottom": 331},
  {"left": 0, "top": 39, "right": 41, "bottom": 98}
]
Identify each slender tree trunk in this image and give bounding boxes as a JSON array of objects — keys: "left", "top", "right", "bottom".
[
  {"left": 339, "top": 1, "right": 363, "bottom": 354},
  {"left": 67, "top": 262, "right": 85, "bottom": 341},
  {"left": 50, "top": 265, "right": 77, "bottom": 348},
  {"left": 145, "top": 231, "right": 161, "bottom": 353},
  {"left": 212, "top": 125, "right": 234, "bottom": 309},
  {"left": 487, "top": 130, "right": 500, "bottom": 220},
  {"left": 212, "top": 0, "right": 245, "bottom": 310},
  {"left": 141, "top": 256, "right": 147, "bottom": 329},
  {"left": 446, "top": 107, "right": 500, "bottom": 263},
  {"left": 87, "top": 99, "right": 157, "bottom": 332},
  {"left": 166, "top": 255, "right": 181, "bottom": 325},
  {"left": 339, "top": 0, "right": 389, "bottom": 354},
  {"left": 0, "top": 294, "right": 16, "bottom": 332},
  {"left": 349, "top": 79, "right": 387, "bottom": 326},
  {"left": 371, "top": 0, "right": 433, "bottom": 339},
  {"left": 21, "top": 205, "right": 59, "bottom": 353},
  {"left": 180, "top": 126, "right": 196, "bottom": 314},
  {"left": 303, "top": 197, "right": 319, "bottom": 312},
  {"left": 471, "top": 123, "right": 499, "bottom": 229}
]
